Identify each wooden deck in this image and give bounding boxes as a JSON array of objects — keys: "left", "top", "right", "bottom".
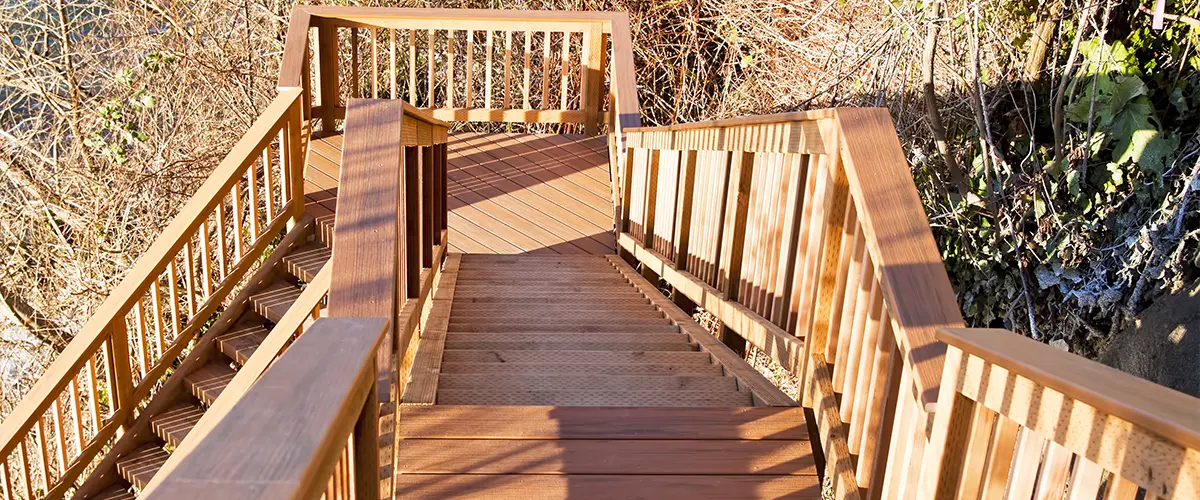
[{"left": 306, "top": 132, "right": 616, "bottom": 255}]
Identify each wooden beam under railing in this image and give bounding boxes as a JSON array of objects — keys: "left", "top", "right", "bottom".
[{"left": 141, "top": 317, "right": 389, "bottom": 499}]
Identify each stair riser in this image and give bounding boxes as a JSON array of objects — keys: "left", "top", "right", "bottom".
[{"left": 437, "top": 374, "right": 738, "bottom": 392}]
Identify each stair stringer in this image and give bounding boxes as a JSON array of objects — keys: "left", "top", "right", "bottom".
[{"left": 71, "top": 216, "right": 318, "bottom": 499}]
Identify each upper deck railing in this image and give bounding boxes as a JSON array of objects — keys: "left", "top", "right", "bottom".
[{"left": 2, "top": 6, "right": 1198, "bottom": 500}]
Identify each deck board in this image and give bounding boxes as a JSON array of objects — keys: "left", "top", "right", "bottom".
[{"left": 309, "top": 131, "right": 616, "bottom": 255}]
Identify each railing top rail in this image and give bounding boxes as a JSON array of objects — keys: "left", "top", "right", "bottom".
[
  {"left": 622, "top": 109, "right": 838, "bottom": 133},
  {"left": 141, "top": 317, "right": 388, "bottom": 499},
  {"left": 300, "top": 6, "right": 627, "bottom": 26},
  {"left": 939, "top": 327, "right": 1200, "bottom": 452},
  {"left": 0, "top": 88, "right": 303, "bottom": 457}
]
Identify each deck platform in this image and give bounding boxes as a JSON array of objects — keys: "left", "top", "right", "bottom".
[{"left": 306, "top": 132, "right": 616, "bottom": 255}]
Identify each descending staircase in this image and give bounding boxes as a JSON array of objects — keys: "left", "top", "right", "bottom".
[
  {"left": 396, "top": 255, "right": 817, "bottom": 498},
  {"left": 87, "top": 219, "right": 334, "bottom": 500}
]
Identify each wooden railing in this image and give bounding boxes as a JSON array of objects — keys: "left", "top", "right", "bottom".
[
  {"left": 139, "top": 317, "right": 389, "bottom": 500},
  {"left": 277, "top": 7, "right": 639, "bottom": 136},
  {"left": 618, "top": 107, "right": 966, "bottom": 499},
  {"left": 920, "top": 327, "right": 1200, "bottom": 500},
  {"left": 143, "top": 96, "right": 450, "bottom": 498},
  {"left": 0, "top": 89, "right": 306, "bottom": 499},
  {"left": 616, "top": 108, "right": 1200, "bottom": 499}
]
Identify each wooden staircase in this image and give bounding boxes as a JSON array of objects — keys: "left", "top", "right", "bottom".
[
  {"left": 86, "top": 219, "right": 334, "bottom": 500},
  {"left": 396, "top": 254, "right": 819, "bottom": 498}
]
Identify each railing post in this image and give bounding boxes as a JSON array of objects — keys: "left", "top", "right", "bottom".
[
  {"left": 287, "top": 96, "right": 307, "bottom": 227},
  {"left": 105, "top": 321, "right": 133, "bottom": 431},
  {"left": 317, "top": 22, "right": 340, "bottom": 134},
  {"left": 404, "top": 146, "right": 421, "bottom": 298},
  {"left": 352, "top": 360, "right": 380, "bottom": 500},
  {"left": 580, "top": 23, "right": 604, "bottom": 136}
]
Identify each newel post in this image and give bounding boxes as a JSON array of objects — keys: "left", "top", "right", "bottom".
[
  {"left": 105, "top": 319, "right": 133, "bottom": 431},
  {"left": 316, "top": 22, "right": 340, "bottom": 134}
]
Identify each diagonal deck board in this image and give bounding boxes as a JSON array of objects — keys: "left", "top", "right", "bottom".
[{"left": 309, "top": 132, "right": 615, "bottom": 255}]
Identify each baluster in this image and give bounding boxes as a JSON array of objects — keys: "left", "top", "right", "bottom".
[
  {"left": 880, "top": 361, "right": 914, "bottom": 499},
  {"left": 738, "top": 158, "right": 764, "bottom": 304},
  {"left": 465, "top": 30, "right": 474, "bottom": 107},
  {"left": 422, "top": 146, "right": 434, "bottom": 267},
  {"left": 1005, "top": 429, "right": 1044, "bottom": 499},
  {"left": 199, "top": 220, "right": 213, "bottom": 298},
  {"left": 839, "top": 275, "right": 878, "bottom": 423},
  {"left": 427, "top": 30, "right": 435, "bottom": 107},
  {"left": 446, "top": 30, "right": 456, "bottom": 108},
  {"left": 761, "top": 155, "right": 789, "bottom": 317},
  {"left": 247, "top": 160, "right": 260, "bottom": 241},
  {"left": 503, "top": 31, "right": 513, "bottom": 109},
  {"left": 215, "top": 201, "right": 228, "bottom": 277},
  {"left": 69, "top": 377, "right": 84, "bottom": 457},
  {"left": 857, "top": 320, "right": 900, "bottom": 494},
  {"left": 390, "top": 29, "right": 397, "bottom": 99},
  {"left": 540, "top": 31, "right": 551, "bottom": 109},
  {"left": 832, "top": 229, "right": 865, "bottom": 385},
  {"left": 823, "top": 205, "right": 858, "bottom": 362},
  {"left": 184, "top": 242, "right": 197, "bottom": 317},
  {"left": 522, "top": 31, "right": 531, "bottom": 109},
  {"left": 370, "top": 28, "right": 378, "bottom": 99},
  {"left": 560, "top": 32, "right": 571, "bottom": 109},
  {"left": 52, "top": 400, "right": 66, "bottom": 478},
  {"left": 408, "top": 30, "right": 417, "bottom": 104},
  {"left": 485, "top": 31, "right": 494, "bottom": 109},
  {"left": 17, "top": 440, "right": 31, "bottom": 498},
  {"left": 350, "top": 27, "right": 359, "bottom": 99},
  {"left": 771, "top": 154, "right": 806, "bottom": 326},
  {"left": 1035, "top": 441, "right": 1073, "bottom": 499},
  {"left": 151, "top": 279, "right": 165, "bottom": 359},
  {"left": 979, "top": 417, "right": 1020, "bottom": 498},
  {"left": 263, "top": 142, "right": 276, "bottom": 220},
  {"left": 672, "top": 150, "right": 697, "bottom": 272},
  {"left": 35, "top": 418, "right": 50, "bottom": 489},
  {"left": 231, "top": 181, "right": 244, "bottom": 259},
  {"left": 168, "top": 260, "right": 181, "bottom": 340},
  {"left": 1102, "top": 475, "right": 1139, "bottom": 500},
  {"left": 1, "top": 459, "right": 12, "bottom": 500},
  {"left": 849, "top": 305, "right": 888, "bottom": 451},
  {"left": 134, "top": 300, "right": 148, "bottom": 377},
  {"left": 405, "top": 146, "right": 421, "bottom": 297},
  {"left": 86, "top": 358, "right": 100, "bottom": 434}
]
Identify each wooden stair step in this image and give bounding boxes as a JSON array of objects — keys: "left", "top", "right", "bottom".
[
  {"left": 442, "top": 349, "right": 711, "bottom": 365},
  {"left": 449, "top": 303, "right": 656, "bottom": 315},
  {"left": 451, "top": 287, "right": 645, "bottom": 296},
  {"left": 399, "top": 406, "right": 808, "bottom": 439},
  {"left": 439, "top": 362, "right": 724, "bottom": 376},
  {"left": 91, "top": 484, "right": 135, "bottom": 500},
  {"left": 249, "top": 280, "right": 302, "bottom": 323},
  {"left": 115, "top": 442, "right": 169, "bottom": 490},
  {"left": 184, "top": 362, "right": 236, "bottom": 406},
  {"left": 445, "top": 332, "right": 689, "bottom": 343},
  {"left": 446, "top": 323, "right": 679, "bottom": 333},
  {"left": 442, "top": 339, "right": 697, "bottom": 352},
  {"left": 435, "top": 389, "right": 753, "bottom": 407},
  {"left": 150, "top": 402, "right": 206, "bottom": 448},
  {"left": 282, "top": 242, "right": 332, "bottom": 282},
  {"left": 214, "top": 314, "right": 270, "bottom": 364},
  {"left": 448, "top": 309, "right": 665, "bottom": 320},
  {"left": 397, "top": 438, "right": 810, "bottom": 474},
  {"left": 450, "top": 296, "right": 650, "bottom": 305},
  {"left": 438, "top": 373, "right": 737, "bottom": 391},
  {"left": 394, "top": 474, "right": 820, "bottom": 499},
  {"left": 455, "top": 275, "right": 630, "bottom": 284},
  {"left": 314, "top": 213, "right": 335, "bottom": 246}
]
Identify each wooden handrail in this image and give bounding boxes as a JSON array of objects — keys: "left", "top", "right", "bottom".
[
  {"left": 276, "top": 6, "right": 637, "bottom": 135},
  {"left": 615, "top": 107, "right": 962, "bottom": 499},
  {"left": 0, "top": 89, "right": 307, "bottom": 498},
  {"left": 922, "top": 328, "right": 1200, "bottom": 499},
  {"left": 140, "top": 317, "right": 389, "bottom": 499}
]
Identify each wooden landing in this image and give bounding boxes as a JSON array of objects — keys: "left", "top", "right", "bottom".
[
  {"left": 306, "top": 132, "right": 615, "bottom": 256},
  {"left": 398, "top": 255, "right": 815, "bottom": 499}
]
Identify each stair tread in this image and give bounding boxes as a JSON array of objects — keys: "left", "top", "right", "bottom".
[
  {"left": 394, "top": 474, "right": 820, "bottom": 499},
  {"left": 442, "top": 349, "right": 711, "bottom": 365},
  {"left": 442, "top": 340, "right": 697, "bottom": 351},
  {"left": 184, "top": 362, "right": 237, "bottom": 406},
  {"left": 447, "top": 323, "right": 679, "bottom": 333},
  {"left": 439, "top": 362, "right": 724, "bottom": 376},
  {"left": 437, "top": 373, "right": 737, "bottom": 391},
  {"left": 150, "top": 401, "right": 206, "bottom": 448},
  {"left": 115, "top": 442, "right": 169, "bottom": 490},
  {"left": 214, "top": 314, "right": 270, "bottom": 364},
  {"left": 249, "top": 279, "right": 302, "bottom": 323},
  {"left": 435, "top": 388, "right": 754, "bottom": 407},
  {"left": 399, "top": 406, "right": 808, "bottom": 439},
  {"left": 92, "top": 484, "right": 135, "bottom": 500},
  {"left": 282, "top": 241, "right": 331, "bottom": 282}
]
